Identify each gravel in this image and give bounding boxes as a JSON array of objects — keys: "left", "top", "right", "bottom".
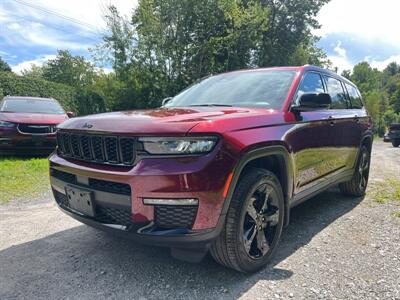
[{"left": 0, "top": 141, "right": 399, "bottom": 299}]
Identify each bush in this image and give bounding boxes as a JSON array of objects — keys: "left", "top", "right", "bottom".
[
  {"left": 0, "top": 72, "right": 105, "bottom": 115},
  {"left": 0, "top": 71, "right": 76, "bottom": 111}
]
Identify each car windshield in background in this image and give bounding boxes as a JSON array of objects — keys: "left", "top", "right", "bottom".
[
  {"left": 165, "top": 70, "right": 297, "bottom": 109},
  {"left": 0, "top": 99, "right": 65, "bottom": 114}
]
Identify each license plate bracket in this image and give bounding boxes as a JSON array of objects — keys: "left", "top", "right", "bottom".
[{"left": 65, "top": 185, "right": 95, "bottom": 217}]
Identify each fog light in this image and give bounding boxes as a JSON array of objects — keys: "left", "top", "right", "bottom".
[{"left": 143, "top": 198, "right": 198, "bottom": 206}]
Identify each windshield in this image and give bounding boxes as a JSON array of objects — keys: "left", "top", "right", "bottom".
[
  {"left": 165, "top": 70, "right": 296, "bottom": 109},
  {"left": 0, "top": 99, "right": 65, "bottom": 114}
]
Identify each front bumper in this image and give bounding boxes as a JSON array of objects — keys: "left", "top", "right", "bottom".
[
  {"left": 0, "top": 128, "right": 56, "bottom": 154},
  {"left": 49, "top": 148, "right": 235, "bottom": 249}
]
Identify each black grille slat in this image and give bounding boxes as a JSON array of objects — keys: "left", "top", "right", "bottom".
[
  {"left": 80, "top": 136, "right": 92, "bottom": 159},
  {"left": 62, "top": 133, "right": 72, "bottom": 155},
  {"left": 50, "top": 169, "right": 77, "bottom": 184},
  {"left": 57, "top": 132, "right": 136, "bottom": 166},
  {"left": 105, "top": 137, "right": 119, "bottom": 163},
  {"left": 155, "top": 205, "right": 198, "bottom": 229},
  {"left": 91, "top": 136, "right": 104, "bottom": 161},
  {"left": 70, "top": 135, "right": 81, "bottom": 157},
  {"left": 120, "top": 138, "right": 136, "bottom": 164},
  {"left": 89, "top": 178, "right": 131, "bottom": 195}
]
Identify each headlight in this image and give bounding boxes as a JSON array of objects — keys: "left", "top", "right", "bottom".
[
  {"left": 139, "top": 137, "right": 218, "bottom": 155},
  {"left": 0, "top": 121, "right": 15, "bottom": 128}
]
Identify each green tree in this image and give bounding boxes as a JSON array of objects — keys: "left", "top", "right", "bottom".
[
  {"left": 42, "top": 50, "right": 96, "bottom": 88},
  {"left": 0, "top": 57, "right": 12, "bottom": 72},
  {"left": 94, "top": 0, "right": 329, "bottom": 109}
]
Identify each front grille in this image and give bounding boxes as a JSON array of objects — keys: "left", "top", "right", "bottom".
[
  {"left": 18, "top": 124, "right": 56, "bottom": 134},
  {"left": 57, "top": 132, "right": 136, "bottom": 166},
  {"left": 54, "top": 190, "right": 132, "bottom": 226},
  {"left": 155, "top": 205, "right": 198, "bottom": 229}
]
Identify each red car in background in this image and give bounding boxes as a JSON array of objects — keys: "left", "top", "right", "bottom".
[{"left": 0, "top": 96, "right": 71, "bottom": 155}]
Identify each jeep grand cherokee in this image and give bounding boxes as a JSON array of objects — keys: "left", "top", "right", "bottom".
[{"left": 49, "top": 66, "right": 373, "bottom": 272}]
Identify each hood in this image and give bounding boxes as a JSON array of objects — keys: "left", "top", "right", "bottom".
[
  {"left": 58, "top": 107, "right": 285, "bottom": 135},
  {"left": 0, "top": 112, "right": 68, "bottom": 125}
]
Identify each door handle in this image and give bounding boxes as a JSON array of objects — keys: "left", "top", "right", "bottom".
[
  {"left": 353, "top": 115, "right": 359, "bottom": 122},
  {"left": 328, "top": 116, "right": 335, "bottom": 126}
]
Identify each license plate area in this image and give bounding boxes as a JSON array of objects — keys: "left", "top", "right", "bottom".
[{"left": 65, "top": 185, "right": 95, "bottom": 217}]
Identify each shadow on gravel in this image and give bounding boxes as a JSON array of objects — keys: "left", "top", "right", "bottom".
[{"left": 0, "top": 188, "right": 363, "bottom": 299}]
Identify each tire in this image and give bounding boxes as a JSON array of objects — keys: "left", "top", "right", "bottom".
[
  {"left": 339, "top": 145, "right": 371, "bottom": 197},
  {"left": 210, "top": 168, "right": 285, "bottom": 273},
  {"left": 392, "top": 140, "right": 400, "bottom": 147}
]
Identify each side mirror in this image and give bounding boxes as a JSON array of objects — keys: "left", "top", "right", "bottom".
[
  {"left": 66, "top": 111, "right": 76, "bottom": 118},
  {"left": 161, "top": 97, "right": 173, "bottom": 107},
  {"left": 292, "top": 93, "right": 332, "bottom": 112}
]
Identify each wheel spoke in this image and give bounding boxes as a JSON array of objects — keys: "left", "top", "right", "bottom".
[
  {"left": 264, "top": 206, "right": 279, "bottom": 226},
  {"left": 243, "top": 225, "right": 257, "bottom": 253},
  {"left": 261, "top": 186, "right": 272, "bottom": 211},
  {"left": 256, "top": 229, "right": 269, "bottom": 255},
  {"left": 247, "top": 198, "right": 258, "bottom": 222}
]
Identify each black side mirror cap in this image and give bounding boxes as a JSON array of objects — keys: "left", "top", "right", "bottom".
[{"left": 292, "top": 93, "right": 332, "bottom": 112}]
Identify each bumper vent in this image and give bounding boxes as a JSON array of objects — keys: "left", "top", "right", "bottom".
[
  {"left": 54, "top": 190, "right": 132, "bottom": 226},
  {"left": 50, "top": 169, "right": 131, "bottom": 196},
  {"left": 57, "top": 132, "right": 136, "bottom": 166},
  {"left": 155, "top": 205, "right": 198, "bottom": 229}
]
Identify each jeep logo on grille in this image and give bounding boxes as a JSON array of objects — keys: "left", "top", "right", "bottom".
[{"left": 82, "top": 123, "right": 93, "bottom": 129}]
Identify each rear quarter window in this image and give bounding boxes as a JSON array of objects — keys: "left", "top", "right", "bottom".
[{"left": 345, "top": 83, "right": 363, "bottom": 109}]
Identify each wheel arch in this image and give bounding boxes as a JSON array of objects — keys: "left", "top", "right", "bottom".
[{"left": 221, "top": 145, "right": 294, "bottom": 227}]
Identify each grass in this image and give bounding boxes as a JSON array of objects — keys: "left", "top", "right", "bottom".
[
  {"left": 370, "top": 178, "right": 400, "bottom": 218},
  {"left": 372, "top": 179, "right": 400, "bottom": 204},
  {"left": 0, "top": 157, "right": 49, "bottom": 204}
]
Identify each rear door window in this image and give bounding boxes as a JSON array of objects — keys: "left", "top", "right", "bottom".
[
  {"left": 324, "top": 76, "right": 348, "bottom": 109},
  {"left": 345, "top": 83, "right": 363, "bottom": 109}
]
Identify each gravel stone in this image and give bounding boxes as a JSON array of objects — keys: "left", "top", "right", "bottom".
[{"left": 0, "top": 141, "right": 399, "bottom": 299}]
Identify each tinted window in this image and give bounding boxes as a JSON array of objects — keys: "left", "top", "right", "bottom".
[
  {"left": 324, "top": 76, "right": 348, "bottom": 109},
  {"left": 165, "top": 70, "right": 296, "bottom": 109},
  {"left": 0, "top": 99, "right": 65, "bottom": 114},
  {"left": 345, "top": 83, "right": 363, "bottom": 109},
  {"left": 297, "top": 72, "right": 325, "bottom": 96}
]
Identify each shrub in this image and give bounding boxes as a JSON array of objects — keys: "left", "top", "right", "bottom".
[{"left": 0, "top": 71, "right": 76, "bottom": 111}]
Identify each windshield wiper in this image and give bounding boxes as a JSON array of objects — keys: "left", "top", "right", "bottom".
[{"left": 187, "top": 104, "right": 232, "bottom": 107}]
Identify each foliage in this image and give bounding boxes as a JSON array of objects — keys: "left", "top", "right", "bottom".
[
  {"left": 0, "top": 71, "right": 105, "bottom": 115},
  {"left": 0, "top": 56, "right": 12, "bottom": 72},
  {"left": 0, "top": 71, "right": 76, "bottom": 111},
  {"left": 42, "top": 50, "right": 96, "bottom": 88},
  {"left": 343, "top": 61, "right": 400, "bottom": 136},
  {"left": 92, "top": 0, "right": 330, "bottom": 109},
  {"left": 0, "top": 157, "right": 49, "bottom": 204}
]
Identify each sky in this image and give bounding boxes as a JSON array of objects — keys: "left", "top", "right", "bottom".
[{"left": 0, "top": 0, "right": 399, "bottom": 74}]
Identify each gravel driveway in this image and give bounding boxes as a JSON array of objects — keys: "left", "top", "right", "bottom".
[{"left": 1, "top": 141, "right": 399, "bottom": 299}]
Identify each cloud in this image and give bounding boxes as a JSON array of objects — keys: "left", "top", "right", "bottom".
[
  {"left": 327, "top": 41, "right": 353, "bottom": 73},
  {"left": 367, "top": 55, "right": 400, "bottom": 71},
  {"left": 316, "top": 0, "right": 400, "bottom": 48},
  {"left": 12, "top": 55, "right": 56, "bottom": 74}
]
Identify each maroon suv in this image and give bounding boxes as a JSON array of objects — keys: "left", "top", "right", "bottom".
[
  {"left": 49, "top": 66, "right": 373, "bottom": 272},
  {"left": 0, "top": 96, "right": 70, "bottom": 155}
]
